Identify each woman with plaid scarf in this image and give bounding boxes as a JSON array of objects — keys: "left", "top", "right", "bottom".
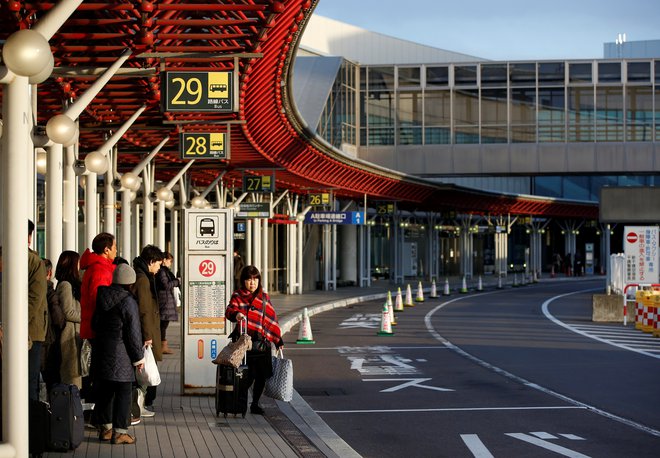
[{"left": 226, "top": 265, "right": 284, "bottom": 415}]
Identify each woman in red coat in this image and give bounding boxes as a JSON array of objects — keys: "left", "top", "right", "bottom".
[{"left": 225, "top": 265, "right": 283, "bottom": 415}]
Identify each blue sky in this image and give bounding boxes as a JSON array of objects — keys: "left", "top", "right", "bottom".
[{"left": 313, "top": 0, "right": 659, "bottom": 60}]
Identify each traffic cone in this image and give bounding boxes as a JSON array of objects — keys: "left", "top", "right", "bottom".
[
  {"left": 497, "top": 274, "right": 503, "bottom": 289},
  {"left": 386, "top": 290, "right": 393, "bottom": 308},
  {"left": 460, "top": 276, "right": 468, "bottom": 294},
  {"left": 443, "top": 278, "right": 451, "bottom": 296},
  {"left": 394, "top": 287, "right": 404, "bottom": 312},
  {"left": 404, "top": 284, "right": 414, "bottom": 307},
  {"left": 551, "top": 265, "right": 555, "bottom": 278},
  {"left": 377, "top": 302, "right": 394, "bottom": 336},
  {"left": 415, "top": 281, "right": 425, "bottom": 302},
  {"left": 389, "top": 300, "right": 397, "bottom": 326},
  {"left": 296, "top": 307, "right": 316, "bottom": 344},
  {"left": 430, "top": 279, "right": 438, "bottom": 298},
  {"left": 477, "top": 276, "right": 483, "bottom": 291}
]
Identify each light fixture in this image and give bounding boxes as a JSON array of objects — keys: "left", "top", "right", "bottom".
[
  {"left": 121, "top": 171, "right": 142, "bottom": 192},
  {"left": 156, "top": 187, "right": 174, "bottom": 202},
  {"left": 46, "top": 114, "right": 78, "bottom": 146},
  {"left": 36, "top": 148, "right": 47, "bottom": 174},
  {"left": 2, "top": 29, "right": 51, "bottom": 77},
  {"left": 84, "top": 151, "right": 108, "bottom": 174}
]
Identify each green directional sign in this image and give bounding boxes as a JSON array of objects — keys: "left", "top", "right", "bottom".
[
  {"left": 180, "top": 132, "right": 228, "bottom": 159},
  {"left": 163, "top": 71, "right": 233, "bottom": 112}
]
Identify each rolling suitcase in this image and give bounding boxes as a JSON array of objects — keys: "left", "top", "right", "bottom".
[
  {"left": 49, "top": 383, "right": 84, "bottom": 451},
  {"left": 29, "top": 399, "right": 51, "bottom": 457},
  {"left": 215, "top": 320, "right": 248, "bottom": 418}
]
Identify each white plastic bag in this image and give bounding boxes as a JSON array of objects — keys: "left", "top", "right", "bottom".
[
  {"left": 264, "top": 349, "right": 293, "bottom": 402},
  {"left": 80, "top": 339, "right": 92, "bottom": 377},
  {"left": 136, "top": 345, "right": 161, "bottom": 386}
]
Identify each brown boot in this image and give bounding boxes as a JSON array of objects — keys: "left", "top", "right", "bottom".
[
  {"left": 162, "top": 340, "right": 174, "bottom": 354},
  {"left": 112, "top": 433, "right": 136, "bottom": 445}
]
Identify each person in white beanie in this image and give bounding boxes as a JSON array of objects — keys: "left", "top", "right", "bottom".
[{"left": 91, "top": 263, "right": 144, "bottom": 445}]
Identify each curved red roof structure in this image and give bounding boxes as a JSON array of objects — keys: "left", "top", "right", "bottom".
[{"left": 0, "top": 0, "right": 598, "bottom": 219}]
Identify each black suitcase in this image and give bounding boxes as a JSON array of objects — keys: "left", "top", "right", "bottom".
[
  {"left": 215, "top": 364, "right": 248, "bottom": 418},
  {"left": 49, "top": 383, "right": 84, "bottom": 451},
  {"left": 29, "top": 399, "right": 52, "bottom": 456}
]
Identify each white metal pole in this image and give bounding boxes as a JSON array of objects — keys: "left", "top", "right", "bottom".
[
  {"left": 171, "top": 208, "right": 179, "bottom": 274},
  {"left": 121, "top": 190, "right": 132, "bottom": 260},
  {"left": 85, "top": 173, "right": 97, "bottom": 248},
  {"left": 262, "top": 217, "right": 269, "bottom": 292},
  {"left": 157, "top": 200, "right": 166, "bottom": 249},
  {"left": 297, "top": 220, "right": 304, "bottom": 294},
  {"left": 2, "top": 75, "right": 31, "bottom": 458},
  {"left": 133, "top": 202, "right": 141, "bottom": 257},
  {"left": 63, "top": 144, "right": 77, "bottom": 250},
  {"left": 142, "top": 165, "right": 153, "bottom": 246},
  {"left": 46, "top": 142, "right": 63, "bottom": 263},
  {"left": 104, "top": 160, "right": 115, "bottom": 235}
]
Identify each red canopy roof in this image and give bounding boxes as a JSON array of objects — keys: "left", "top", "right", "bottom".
[{"left": 0, "top": 0, "right": 598, "bottom": 219}]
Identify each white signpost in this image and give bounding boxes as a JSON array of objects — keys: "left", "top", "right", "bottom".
[
  {"left": 182, "top": 208, "right": 233, "bottom": 393},
  {"left": 623, "top": 225, "right": 659, "bottom": 284}
]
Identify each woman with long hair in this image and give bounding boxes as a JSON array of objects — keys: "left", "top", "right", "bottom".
[
  {"left": 225, "top": 265, "right": 283, "bottom": 415},
  {"left": 55, "top": 250, "right": 83, "bottom": 388}
]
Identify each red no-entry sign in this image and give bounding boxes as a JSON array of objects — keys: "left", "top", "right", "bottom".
[{"left": 626, "top": 232, "right": 638, "bottom": 244}]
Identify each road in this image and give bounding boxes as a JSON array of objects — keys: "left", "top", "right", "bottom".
[{"left": 283, "top": 279, "right": 660, "bottom": 457}]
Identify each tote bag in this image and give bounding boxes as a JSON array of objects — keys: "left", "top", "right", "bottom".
[
  {"left": 264, "top": 349, "right": 293, "bottom": 402},
  {"left": 136, "top": 344, "right": 161, "bottom": 386}
]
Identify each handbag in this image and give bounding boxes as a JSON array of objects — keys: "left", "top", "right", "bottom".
[
  {"left": 80, "top": 339, "right": 92, "bottom": 377},
  {"left": 264, "top": 349, "right": 293, "bottom": 402},
  {"left": 214, "top": 320, "right": 252, "bottom": 368},
  {"left": 136, "top": 344, "right": 161, "bottom": 386}
]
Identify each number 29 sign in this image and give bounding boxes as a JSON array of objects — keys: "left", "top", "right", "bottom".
[{"left": 163, "top": 71, "right": 233, "bottom": 112}]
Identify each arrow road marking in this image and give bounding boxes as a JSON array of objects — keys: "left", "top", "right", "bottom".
[{"left": 363, "top": 377, "right": 454, "bottom": 392}]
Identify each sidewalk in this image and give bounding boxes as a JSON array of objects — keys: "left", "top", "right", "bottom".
[{"left": 43, "top": 274, "right": 595, "bottom": 458}]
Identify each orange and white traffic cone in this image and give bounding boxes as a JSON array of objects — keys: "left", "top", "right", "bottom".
[
  {"left": 377, "top": 302, "right": 394, "bottom": 336},
  {"left": 394, "top": 287, "right": 404, "bottom": 312},
  {"left": 415, "top": 281, "right": 425, "bottom": 302},
  {"left": 430, "top": 279, "right": 438, "bottom": 298},
  {"left": 296, "top": 307, "right": 316, "bottom": 344},
  {"left": 386, "top": 290, "right": 393, "bottom": 309},
  {"left": 404, "top": 284, "right": 414, "bottom": 307}
]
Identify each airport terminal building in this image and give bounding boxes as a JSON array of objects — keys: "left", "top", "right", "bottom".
[{"left": 294, "top": 15, "right": 660, "bottom": 278}]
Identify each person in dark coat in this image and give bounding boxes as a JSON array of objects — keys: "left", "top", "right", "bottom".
[
  {"left": 155, "top": 252, "right": 179, "bottom": 355},
  {"left": 91, "top": 264, "right": 144, "bottom": 445},
  {"left": 131, "top": 245, "right": 163, "bottom": 416},
  {"left": 42, "top": 258, "right": 65, "bottom": 391}
]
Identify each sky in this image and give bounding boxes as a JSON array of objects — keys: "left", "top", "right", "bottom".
[{"left": 313, "top": 0, "right": 660, "bottom": 61}]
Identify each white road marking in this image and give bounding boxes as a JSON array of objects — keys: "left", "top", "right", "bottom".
[
  {"left": 460, "top": 434, "right": 494, "bottom": 458},
  {"left": 363, "top": 377, "right": 454, "bottom": 392},
  {"left": 424, "top": 289, "right": 660, "bottom": 438},
  {"left": 541, "top": 295, "right": 660, "bottom": 360},
  {"left": 314, "top": 405, "right": 584, "bottom": 414},
  {"left": 506, "top": 433, "right": 591, "bottom": 457},
  {"left": 560, "top": 433, "right": 586, "bottom": 440},
  {"left": 530, "top": 431, "right": 557, "bottom": 439}
]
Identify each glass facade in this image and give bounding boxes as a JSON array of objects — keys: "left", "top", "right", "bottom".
[
  {"left": 315, "top": 59, "right": 660, "bottom": 203},
  {"left": 353, "top": 59, "right": 660, "bottom": 146}
]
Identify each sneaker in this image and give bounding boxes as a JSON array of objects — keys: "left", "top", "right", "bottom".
[
  {"left": 141, "top": 406, "right": 155, "bottom": 417},
  {"left": 130, "top": 416, "right": 141, "bottom": 426},
  {"left": 112, "top": 433, "right": 136, "bottom": 445},
  {"left": 250, "top": 404, "right": 265, "bottom": 415},
  {"left": 99, "top": 428, "right": 113, "bottom": 442}
]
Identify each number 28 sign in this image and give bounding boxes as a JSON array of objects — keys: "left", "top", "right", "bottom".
[{"left": 163, "top": 71, "right": 233, "bottom": 112}]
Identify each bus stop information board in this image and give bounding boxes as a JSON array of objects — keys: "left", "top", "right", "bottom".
[
  {"left": 183, "top": 209, "right": 233, "bottom": 393},
  {"left": 163, "top": 71, "right": 233, "bottom": 112},
  {"left": 624, "top": 225, "right": 659, "bottom": 283},
  {"left": 304, "top": 211, "right": 363, "bottom": 225}
]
